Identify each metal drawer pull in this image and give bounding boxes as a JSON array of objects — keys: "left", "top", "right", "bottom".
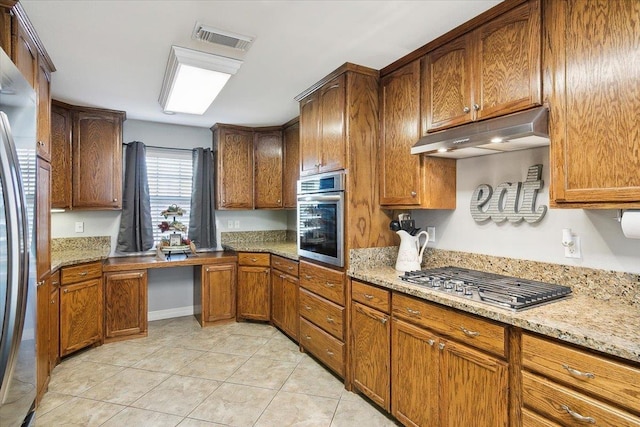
[
  {"left": 251, "top": 257, "right": 257, "bottom": 262},
  {"left": 51, "top": 300, "right": 55, "bottom": 304},
  {"left": 64, "top": 289, "right": 69, "bottom": 294},
  {"left": 406, "top": 308, "right": 421, "bottom": 316},
  {"left": 363, "top": 294, "right": 374, "bottom": 300},
  {"left": 305, "top": 335, "right": 311, "bottom": 340},
  {"left": 380, "top": 317, "right": 388, "bottom": 324},
  {"left": 325, "top": 282, "right": 335, "bottom": 288},
  {"left": 78, "top": 271, "right": 88, "bottom": 276},
  {"left": 287, "top": 266, "right": 293, "bottom": 270},
  {"left": 326, "top": 316, "right": 334, "bottom": 323},
  {"left": 460, "top": 326, "right": 480, "bottom": 337},
  {"left": 438, "top": 342, "right": 445, "bottom": 350},
  {"left": 427, "top": 339, "right": 435, "bottom": 346},
  {"left": 326, "top": 349, "right": 334, "bottom": 356},
  {"left": 274, "top": 261, "right": 281, "bottom": 265},
  {"left": 304, "top": 275, "right": 313, "bottom": 280},
  {"left": 304, "top": 305, "right": 312, "bottom": 311},
  {"left": 280, "top": 275, "right": 286, "bottom": 279},
  {"left": 562, "top": 364, "right": 595, "bottom": 380},
  {"left": 561, "top": 405, "right": 595, "bottom": 424}
]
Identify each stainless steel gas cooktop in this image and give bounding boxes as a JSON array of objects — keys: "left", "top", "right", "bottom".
[{"left": 399, "top": 266, "right": 572, "bottom": 311}]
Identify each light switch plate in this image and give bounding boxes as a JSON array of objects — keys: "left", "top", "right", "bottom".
[{"left": 427, "top": 226, "right": 435, "bottom": 242}]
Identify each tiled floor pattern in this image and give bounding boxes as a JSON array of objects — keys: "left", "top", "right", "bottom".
[{"left": 36, "top": 316, "right": 400, "bottom": 426}]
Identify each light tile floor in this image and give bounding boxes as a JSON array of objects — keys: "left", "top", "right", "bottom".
[{"left": 36, "top": 316, "right": 400, "bottom": 427}]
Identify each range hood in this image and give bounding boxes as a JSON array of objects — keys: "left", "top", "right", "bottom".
[{"left": 411, "top": 107, "right": 549, "bottom": 159}]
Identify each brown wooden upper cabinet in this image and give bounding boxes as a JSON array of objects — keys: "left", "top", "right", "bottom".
[
  {"left": 299, "top": 74, "right": 346, "bottom": 176},
  {"left": 379, "top": 60, "right": 456, "bottom": 209},
  {"left": 212, "top": 124, "right": 254, "bottom": 209},
  {"left": 282, "top": 118, "right": 299, "bottom": 209},
  {"left": 422, "top": 0, "right": 541, "bottom": 133},
  {"left": 50, "top": 101, "right": 125, "bottom": 210},
  {"left": 545, "top": 0, "right": 640, "bottom": 207},
  {"left": 254, "top": 128, "right": 283, "bottom": 209}
]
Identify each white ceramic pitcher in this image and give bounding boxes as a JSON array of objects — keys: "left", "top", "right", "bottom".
[{"left": 395, "top": 230, "right": 429, "bottom": 272}]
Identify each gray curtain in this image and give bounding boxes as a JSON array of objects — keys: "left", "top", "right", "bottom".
[
  {"left": 117, "top": 141, "right": 154, "bottom": 252},
  {"left": 189, "top": 148, "right": 216, "bottom": 249}
]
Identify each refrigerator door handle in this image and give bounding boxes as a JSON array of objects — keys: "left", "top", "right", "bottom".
[{"left": 0, "top": 112, "right": 29, "bottom": 404}]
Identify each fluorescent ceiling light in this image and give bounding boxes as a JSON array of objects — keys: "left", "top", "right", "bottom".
[{"left": 159, "top": 46, "right": 242, "bottom": 115}]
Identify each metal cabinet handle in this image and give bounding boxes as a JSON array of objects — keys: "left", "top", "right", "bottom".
[
  {"left": 325, "top": 282, "right": 335, "bottom": 288},
  {"left": 37, "top": 140, "right": 44, "bottom": 147},
  {"left": 438, "top": 342, "right": 445, "bottom": 350},
  {"left": 287, "top": 266, "right": 293, "bottom": 271},
  {"left": 406, "top": 308, "right": 421, "bottom": 316},
  {"left": 50, "top": 299, "right": 55, "bottom": 304},
  {"left": 562, "top": 364, "right": 595, "bottom": 380},
  {"left": 463, "top": 106, "right": 471, "bottom": 113},
  {"left": 380, "top": 317, "right": 388, "bottom": 324},
  {"left": 64, "top": 289, "right": 69, "bottom": 294},
  {"left": 78, "top": 271, "right": 88, "bottom": 277},
  {"left": 113, "top": 198, "right": 118, "bottom": 202},
  {"left": 251, "top": 257, "right": 257, "bottom": 262},
  {"left": 304, "top": 305, "right": 312, "bottom": 311},
  {"left": 326, "top": 349, "right": 334, "bottom": 356},
  {"left": 428, "top": 339, "right": 435, "bottom": 346},
  {"left": 274, "top": 261, "right": 281, "bottom": 265},
  {"left": 460, "top": 326, "right": 480, "bottom": 337},
  {"left": 279, "top": 274, "right": 285, "bottom": 279},
  {"left": 326, "top": 316, "right": 334, "bottom": 323},
  {"left": 561, "top": 405, "right": 595, "bottom": 424},
  {"left": 52, "top": 281, "right": 59, "bottom": 286},
  {"left": 305, "top": 335, "right": 311, "bottom": 340},
  {"left": 363, "top": 294, "right": 374, "bottom": 300},
  {"left": 277, "top": 199, "right": 281, "bottom": 203},
  {"left": 473, "top": 103, "right": 480, "bottom": 111},
  {"left": 304, "top": 274, "right": 313, "bottom": 280},
  {"left": 410, "top": 191, "right": 417, "bottom": 197}
]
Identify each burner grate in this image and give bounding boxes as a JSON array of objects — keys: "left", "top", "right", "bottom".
[{"left": 400, "top": 266, "right": 571, "bottom": 311}]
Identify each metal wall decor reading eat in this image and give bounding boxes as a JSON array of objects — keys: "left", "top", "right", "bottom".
[{"left": 470, "top": 164, "right": 547, "bottom": 223}]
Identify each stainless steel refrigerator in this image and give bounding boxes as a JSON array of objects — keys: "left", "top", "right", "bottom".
[{"left": 0, "top": 48, "right": 38, "bottom": 426}]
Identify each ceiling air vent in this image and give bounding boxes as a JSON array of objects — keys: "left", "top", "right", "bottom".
[{"left": 192, "top": 23, "right": 253, "bottom": 51}]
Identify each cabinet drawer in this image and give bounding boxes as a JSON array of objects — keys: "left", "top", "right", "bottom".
[
  {"left": 522, "top": 332, "right": 640, "bottom": 414},
  {"left": 299, "top": 288, "right": 345, "bottom": 340},
  {"left": 392, "top": 292, "right": 506, "bottom": 358},
  {"left": 522, "top": 408, "right": 562, "bottom": 427},
  {"left": 238, "top": 252, "right": 270, "bottom": 267},
  {"left": 300, "top": 317, "right": 345, "bottom": 377},
  {"left": 352, "top": 280, "right": 390, "bottom": 313},
  {"left": 271, "top": 255, "right": 299, "bottom": 277},
  {"left": 61, "top": 261, "right": 102, "bottom": 285},
  {"left": 523, "top": 371, "right": 640, "bottom": 427},
  {"left": 299, "top": 261, "right": 345, "bottom": 305}
]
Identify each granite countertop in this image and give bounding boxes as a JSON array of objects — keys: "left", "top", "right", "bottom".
[
  {"left": 223, "top": 241, "right": 298, "bottom": 261},
  {"left": 349, "top": 265, "right": 640, "bottom": 363}
]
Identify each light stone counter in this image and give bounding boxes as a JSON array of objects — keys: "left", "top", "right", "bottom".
[
  {"left": 51, "top": 236, "right": 111, "bottom": 271},
  {"left": 348, "top": 246, "right": 640, "bottom": 363},
  {"left": 222, "top": 241, "right": 298, "bottom": 261}
]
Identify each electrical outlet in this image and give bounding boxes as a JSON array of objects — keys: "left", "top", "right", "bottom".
[
  {"left": 564, "top": 236, "right": 582, "bottom": 259},
  {"left": 234, "top": 220, "right": 240, "bottom": 229},
  {"left": 75, "top": 221, "right": 84, "bottom": 233},
  {"left": 427, "top": 226, "right": 435, "bottom": 242},
  {"left": 227, "top": 220, "right": 233, "bottom": 229}
]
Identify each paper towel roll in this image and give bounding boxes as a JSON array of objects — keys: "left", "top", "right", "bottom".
[{"left": 621, "top": 210, "right": 640, "bottom": 239}]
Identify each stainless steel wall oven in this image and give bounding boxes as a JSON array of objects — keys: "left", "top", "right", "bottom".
[{"left": 297, "top": 171, "right": 345, "bottom": 267}]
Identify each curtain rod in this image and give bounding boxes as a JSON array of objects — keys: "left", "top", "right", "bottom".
[{"left": 123, "top": 142, "right": 199, "bottom": 153}]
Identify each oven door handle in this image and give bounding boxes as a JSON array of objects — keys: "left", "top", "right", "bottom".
[{"left": 298, "top": 194, "right": 342, "bottom": 202}]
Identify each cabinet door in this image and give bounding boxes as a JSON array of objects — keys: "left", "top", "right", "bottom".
[
  {"left": 237, "top": 265, "right": 270, "bottom": 321},
  {"left": 202, "top": 263, "right": 236, "bottom": 323},
  {"left": 423, "top": 34, "right": 473, "bottom": 132},
  {"left": 216, "top": 127, "right": 253, "bottom": 209},
  {"left": 36, "top": 58, "right": 52, "bottom": 161},
  {"left": 50, "top": 103, "right": 72, "bottom": 209},
  {"left": 299, "top": 92, "right": 320, "bottom": 176},
  {"left": 72, "top": 110, "right": 123, "bottom": 209},
  {"left": 104, "top": 270, "right": 147, "bottom": 339},
  {"left": 270, "top": 270, "right": 284, "bottom": 328},
  {"left": 14, "top": 21, "right": 36, "bottom": 88},
  {"left": 282, "top": 120, "right": 299, "bottom": 208},
  {"left": 474, "top": 0, "right": 541, "bottom": 121},
  {"left": 49, "top": 273, "right": 60, "bottom": 369},
  {"left": 391, "top": 318, "right": 439, "bottom": 427},
  {"left": 36, "top": 278, "right": 50, "bottom": 402},
  {"left": 547, "top": 0, "right": 640, "bottom": 205},
  {"left": 440, "top": 338, "right": 508, "bottom": 427},
  {"left": 36, "top": 159, "right": 50, "bottom": 281},
  {"left": 319, "top": 75, "right": 345, "bottom": 173},
  {"left": 281, "top": 273, "right": 299, "bottom": 340},
  {"left": 352, "top": 302, "right": 390, "bottom": 411},
  {"left": 379, "top": 60, "right": 422, "bottom": 206},
  {"left": 254, "top": 130, "right": 283, "bottom": 208},
  {"left": 59, "top": 278, "right": 103, "bottom": 357}
]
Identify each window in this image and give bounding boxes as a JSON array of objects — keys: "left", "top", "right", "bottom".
[{"left": 145, "top": 147, "right": 193, "bottom": 244}]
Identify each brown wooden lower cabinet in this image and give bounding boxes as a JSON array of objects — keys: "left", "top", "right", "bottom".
[
  {"left": 195, "top": 263, "right": 237, "bottom": 326},
  {"left": 351, "top": 301, "right": 390, "bottom": 411},
  {"left": 104, "top": 270, "right": 147, "bottom": 341},
  {"left": 59, "top": 276, "right": 103, "bottom": 357},
  {"left": 36, "top": 276, "right": 50, "bottom": 402},
  {"left": 49, "top": 271, "right": 60, "bottom": 369},
  {"left": 271, "top": 269, "right": 299, "bottom": 340},
  {"left": 237, "top": 265, "right": 271, "bottom": 321}
]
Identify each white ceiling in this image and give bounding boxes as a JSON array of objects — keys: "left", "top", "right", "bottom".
[{"left": 21, "top": 0, "right": 501, "bottom": 129}]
